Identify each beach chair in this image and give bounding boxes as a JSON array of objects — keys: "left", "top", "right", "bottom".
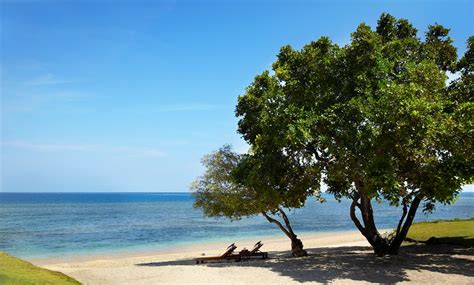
[
  {"left": 239, "top": 241, "right": 268, "bottom": 261},
  {"left": 195, "top": 243, "right": 240, "bottom": 264}
]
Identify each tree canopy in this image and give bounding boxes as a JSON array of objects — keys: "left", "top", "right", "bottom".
[
  {"left": 192, "top": 145, "right": 321, "bottom": 256},
  {"left": 235, "top": 13, "right": 473, "bottom": 255}
]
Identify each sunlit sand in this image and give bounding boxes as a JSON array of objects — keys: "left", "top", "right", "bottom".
[{"left": 35, "top": 231, "right": 474, "bottom": 284}]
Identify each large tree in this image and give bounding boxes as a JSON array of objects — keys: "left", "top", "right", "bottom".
[
  {"left": 192, "top": 145, "right": 321, "bottom": 257},
  {"left": 236, "top": 13, "right": 473, "bottom": 256}
]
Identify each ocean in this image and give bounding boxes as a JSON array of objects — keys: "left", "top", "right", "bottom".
[{"left": 1, "top": 192, "right": 473, "bottom": 259}]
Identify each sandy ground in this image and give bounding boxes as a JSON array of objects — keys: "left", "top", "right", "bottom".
[{"left": 33, "top": 231, "right": 474, "bottom": 284}]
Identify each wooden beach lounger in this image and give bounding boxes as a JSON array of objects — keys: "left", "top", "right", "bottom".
[
  {"left": 238, "top": 241, "right": 268, "bottom": 261},
  {"left": 195, "top": 243, "right": 240, "bottom": 264}
]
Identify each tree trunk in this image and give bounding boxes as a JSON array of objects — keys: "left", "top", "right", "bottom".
[
  {"left": 371, "top": 235, "right": 390, "bottom": 257},
  {"left": 277, "top": 208, "right": 307, "bottom": 257},
  {"left": 349, "top": 185, "right": 424, "bottom": 256},
  {"left": 387, "top": 194, "right": 423, "bottom": 255},
  {"left": 350, "top": 188, "right": 389, "bottom": 256},
  {"left": 261, "top": 211, "right": 307, "bottom": 257},
  {"left": 290, "top": 236, "right": 307, "bottom": 257}
]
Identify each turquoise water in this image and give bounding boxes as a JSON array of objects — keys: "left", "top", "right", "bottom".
[{"left": 0, "top": 192, "right": 473, "bottom": 259}]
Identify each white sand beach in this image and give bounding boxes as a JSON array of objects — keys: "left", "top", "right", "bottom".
[{"left": 33, "top": 230, "right": 474, "bottom": 284}]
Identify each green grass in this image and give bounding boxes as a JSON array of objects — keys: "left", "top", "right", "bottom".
[
  {"left": 0, "top": 252, "right": 81, "bottom": 285},
  {"left": 407, "top": 218, "right": 474, "bottom": 247}
]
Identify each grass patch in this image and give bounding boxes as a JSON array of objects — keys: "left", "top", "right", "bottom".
[
  {"left": 0, "top": 252, "right": 81, "bottom": 285},
  {"left": 407, "top": 218, "right": 474, "bottom": 247}
]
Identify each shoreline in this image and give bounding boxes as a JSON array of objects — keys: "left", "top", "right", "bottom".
[
  {"left": 32, "top": 229, "right": 474, "bottom": 284},
  {"left": 31, "top": 229, "right": 372, "bottom": 265}
]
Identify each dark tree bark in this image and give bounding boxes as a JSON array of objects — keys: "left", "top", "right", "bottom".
[
  {"left": 290, "top": 237, "right": 307, "bottom": 257},
  {"left": 278, "top": 208, "right": 307, "bottom": 257},
  {"left": 349, "top": 180, "right": 423, "bottom": 256},
  {"left": 387, "top": 194, "right": 423, "bottom": 255},
  {"left": 395, "top": 198, "right": 409, "bottom": 237},
  {"left": 262, "top": 210, "right": 307, "bottom": 257}
]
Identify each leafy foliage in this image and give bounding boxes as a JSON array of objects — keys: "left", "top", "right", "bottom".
[
  {"left": 192, "top": 145, "right": 321, "bottom": 220},
  {"left": 236, "top": 13, "right": 472, "bottom": 255},
  {"left": 191, "top": 145, "right": 320, "bottom": 256},
  {"left": 192, "top": 145, "right": 259, "bottom": 220}
]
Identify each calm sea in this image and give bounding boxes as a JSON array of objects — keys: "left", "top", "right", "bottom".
[{"left": 0, "top": 192, "right": 473, "bottom": 259}]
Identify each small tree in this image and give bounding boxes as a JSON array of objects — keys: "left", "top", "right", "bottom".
[
  {"left": 192, "top": 145, "right": 321, "bottom": 257},
  {"left": 236, "top": 13, "right": 473, "bottom": 256}
]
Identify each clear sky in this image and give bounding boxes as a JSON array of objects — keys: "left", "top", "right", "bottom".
[{"left": 1, "top": 0, "right": 473, "bottom": 192}]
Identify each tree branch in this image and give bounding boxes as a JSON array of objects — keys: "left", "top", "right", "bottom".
[
  {"left": 396, "top": 198, "right": 408, "bottom": 236},
  {"left": 306, "top": 145, "right": 330, "bottom": 163},
  {"left": 399, "top": 193, "right": 424, "bottom": 236},
  {"left": 355, "top": 181, "right": 378, "bottom": 235},
  {"left": 277, "top": 208, "right": 296, "bottom": 237},
  {"left": 261, "top": 211, "right": 292, "bottom": 239},
  {"left": 388, "top": 192, "right": 424, "bottom": 253},
  {"left": 350, "top": 197, "right": 365, "bottom": 233}
]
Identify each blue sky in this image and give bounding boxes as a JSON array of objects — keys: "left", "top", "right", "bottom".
[{"left": 1, "top": 0, "right": 473, "bottom": 192}]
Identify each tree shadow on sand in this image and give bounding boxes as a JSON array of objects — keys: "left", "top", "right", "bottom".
[
  {"left": 137, "top": 244, "right": 474, "bottom": 283},
  {"left": 137, "top": 259, "right": 196, "bottom": 267}
]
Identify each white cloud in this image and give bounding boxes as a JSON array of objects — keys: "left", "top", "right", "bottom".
[
  {"left": 2, "top": 89, "right": 92, "bottom": 113},
  {"left": 446, "top": 71, "right": 461, "bottom": 84},
  {"left": 105, "top": 146, "right": 166, "bottom": 158},
  {"left": 45, "top": 90, "right": 90, "bottom": 101},
  {"left": 1, "top": 141, "right": 91, "bottom": 151},
  {"left": 155, "top": 103, "right": 220, "bottom": 113},
  {"left": 1, "top": 141, "right": 165, "bottom": 158},
  {"left": 463, "top": 184, "right": 474, "bottom": 192},
  {"left": 24, "top": 73, "right": 73, "bottom": 86},
  {"left": 234, "top": 141, "right": 250, "bottom": 154}
]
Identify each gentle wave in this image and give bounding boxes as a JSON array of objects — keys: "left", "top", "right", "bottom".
[{"left": 0, "top": 192, "right": 473, "bottom": 259}]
